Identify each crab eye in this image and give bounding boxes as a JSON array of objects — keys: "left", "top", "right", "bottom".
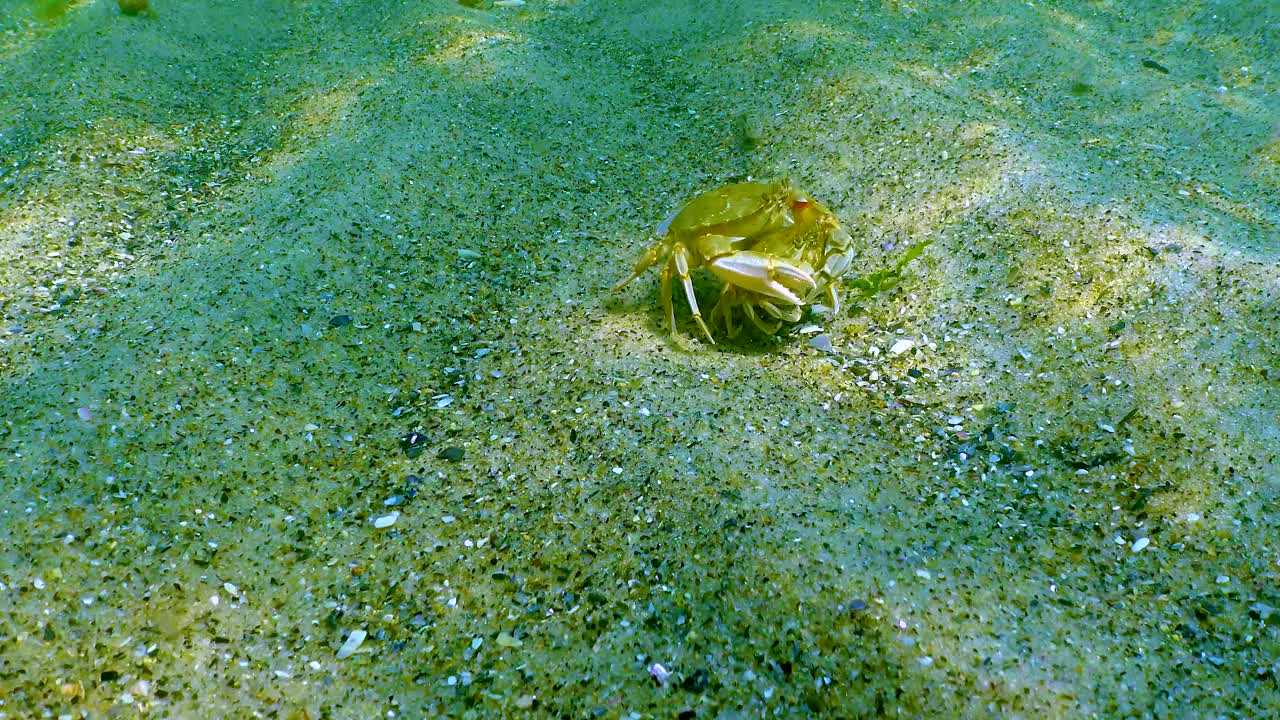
[{"left": 793, "top": 197, "right": 812, "bottom": 209}]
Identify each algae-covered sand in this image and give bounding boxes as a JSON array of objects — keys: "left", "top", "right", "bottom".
[{"left": 2, "top": 0, "right": 1278, "bottom": 716}]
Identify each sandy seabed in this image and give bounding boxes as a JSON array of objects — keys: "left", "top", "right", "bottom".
[{"left": 1, "top": 0, "right": 1278, "bottom": 717}]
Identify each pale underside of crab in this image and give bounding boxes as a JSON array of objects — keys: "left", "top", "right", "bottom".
[{"left": 613, "top": 179, "right": 854, "bottom": 343}]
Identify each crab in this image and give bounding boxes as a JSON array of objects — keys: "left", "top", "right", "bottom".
[
  {"left": 613, "top": 179, "right": 854, "bottom": 343},
  {"left": 707, "top": 196, "right": 854, "bottom": 337}
]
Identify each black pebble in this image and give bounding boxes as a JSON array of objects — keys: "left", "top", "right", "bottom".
[
  {"left": 680, "top": 668, "right": 710, "bottom": 693},
  {"left": 437, "top": 446, "right": 465, "bottom": 462},
  {"left": 1141, "top": 58, "right": 1170, "bottom": 74},
  {"left": 329, "top": 314, "right": 353, "bottom": 327},
  {"left": 401, "top": 431, "right": 428, "bottom": 458}
]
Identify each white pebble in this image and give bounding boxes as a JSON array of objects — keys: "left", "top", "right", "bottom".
[
  {"left": 889, "top": 339, "right": 915, "bottom": 356},
  {"left": 336, "top": 629, "right": 367, "bottom": 659},
  {"left": 1130, "top": 537, "right": 1150, "bottom": 553},
  {"left": 373, "top": 512, "right": 399, "bottom": 529}
]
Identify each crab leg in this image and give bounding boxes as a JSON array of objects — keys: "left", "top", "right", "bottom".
[
  {"left": 670, "top": 244, "right": 715, "bottom": 343},
  {"left": 613, "top": 239, "right": 668, "bottom": 292}
]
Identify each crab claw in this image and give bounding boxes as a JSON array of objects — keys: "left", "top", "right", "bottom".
[{"left": 707, "top": 250, "right": 816, "bottom": 305}]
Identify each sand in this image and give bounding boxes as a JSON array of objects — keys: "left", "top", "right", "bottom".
[{"left": 1, "top": 0, "right": 1278, "bottom": 716}]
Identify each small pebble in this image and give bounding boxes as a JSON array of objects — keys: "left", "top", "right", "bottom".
[
  {"left": 438, "top": 446, "right": 465, "bottom": 462},
  {"left": 1131, "top": 537, "right": 1150, "bottom": 553},
  {"left": 495, "top": 631, "right": 522, "bottom": 648},
  {"left": 373, "top": 512, "right": 399, "bottom": 528},
  {"left": 336, "top": 629, "right": 367, "bottom": 659},
  {"left": 401, "top": 431, "right": 428, "bottom": 458},
  {"left": 329, "top": 314, "right": 353, "bottom": 327},
  {"left": 809, "top": 334, "right": 833, "bottom": 352},
  {"left": 889, "top": 339, "right": 915, "bottom": 356},
  {"left": 680, "top": 668, "right": 710, "bottom": 693}
]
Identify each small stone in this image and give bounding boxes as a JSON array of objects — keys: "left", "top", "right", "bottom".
[
  {"left": 495, "top": 631, "right": 522, "bottom": 648},
  {"left": 329, "top": 314, "right": 353, "bottom": 327},
  {"left": 336, "top": 629, "right": 367, "bottom": 659},
  {"left": 438, "top": 446, "right": 465, "bottom": 462},
  {"left": 1131, "top": 537, "right": 1150, "bottom": 553},
  {"left": 513, "top": 694, "right": 536, "bottom": 709},
  {"left": 401, "top": 431, "right": 428, "bottom": 458},
  {"left": 889, "top": 339, "right": 915, "bottom": 356},
  {"left": 373, "top": 512, "right": 399, "bottom": 529},
  {"left": 680, "top": 668, "right": 710, "bottom": 693},
  {"left": 809, "top": 334, "right": 833, "bottom": 352}
]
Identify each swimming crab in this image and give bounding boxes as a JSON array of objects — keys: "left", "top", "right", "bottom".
[{"left": 613, "top": 179, "right": 854, "bottom": 342}]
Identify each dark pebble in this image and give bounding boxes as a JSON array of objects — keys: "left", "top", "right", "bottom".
[
  {"left": 437, "top": 446, "right": 465, "bottom": 462},
  {"left": 1141, "top": 58, "right": 1170, "bottom": 74},
  {"left": 680, "top": 668, "right": 710, "bottom": 693},
  {"left": 401, "top": 431, "right": 428, "bottom": 458},
  {"left": 100, "top": 670, "right": 120, "bottom": 682},
  {"left": 848, "top": 599, "right": 869, "bottom": 613},
  {"left": 329, "top": 314, "right": 353, "bottom": 327}
]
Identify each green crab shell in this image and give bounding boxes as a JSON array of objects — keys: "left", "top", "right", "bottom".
[{"left": 659, "top": 179, "right": 799, "bottom": 242}]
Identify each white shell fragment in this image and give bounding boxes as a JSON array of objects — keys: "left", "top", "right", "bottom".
[
  {"left": 336, "top": 629, "right": 367, "bottom": 659},
  {"left": 889, "top": 339, "right": 915, "bottom": 356}
]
